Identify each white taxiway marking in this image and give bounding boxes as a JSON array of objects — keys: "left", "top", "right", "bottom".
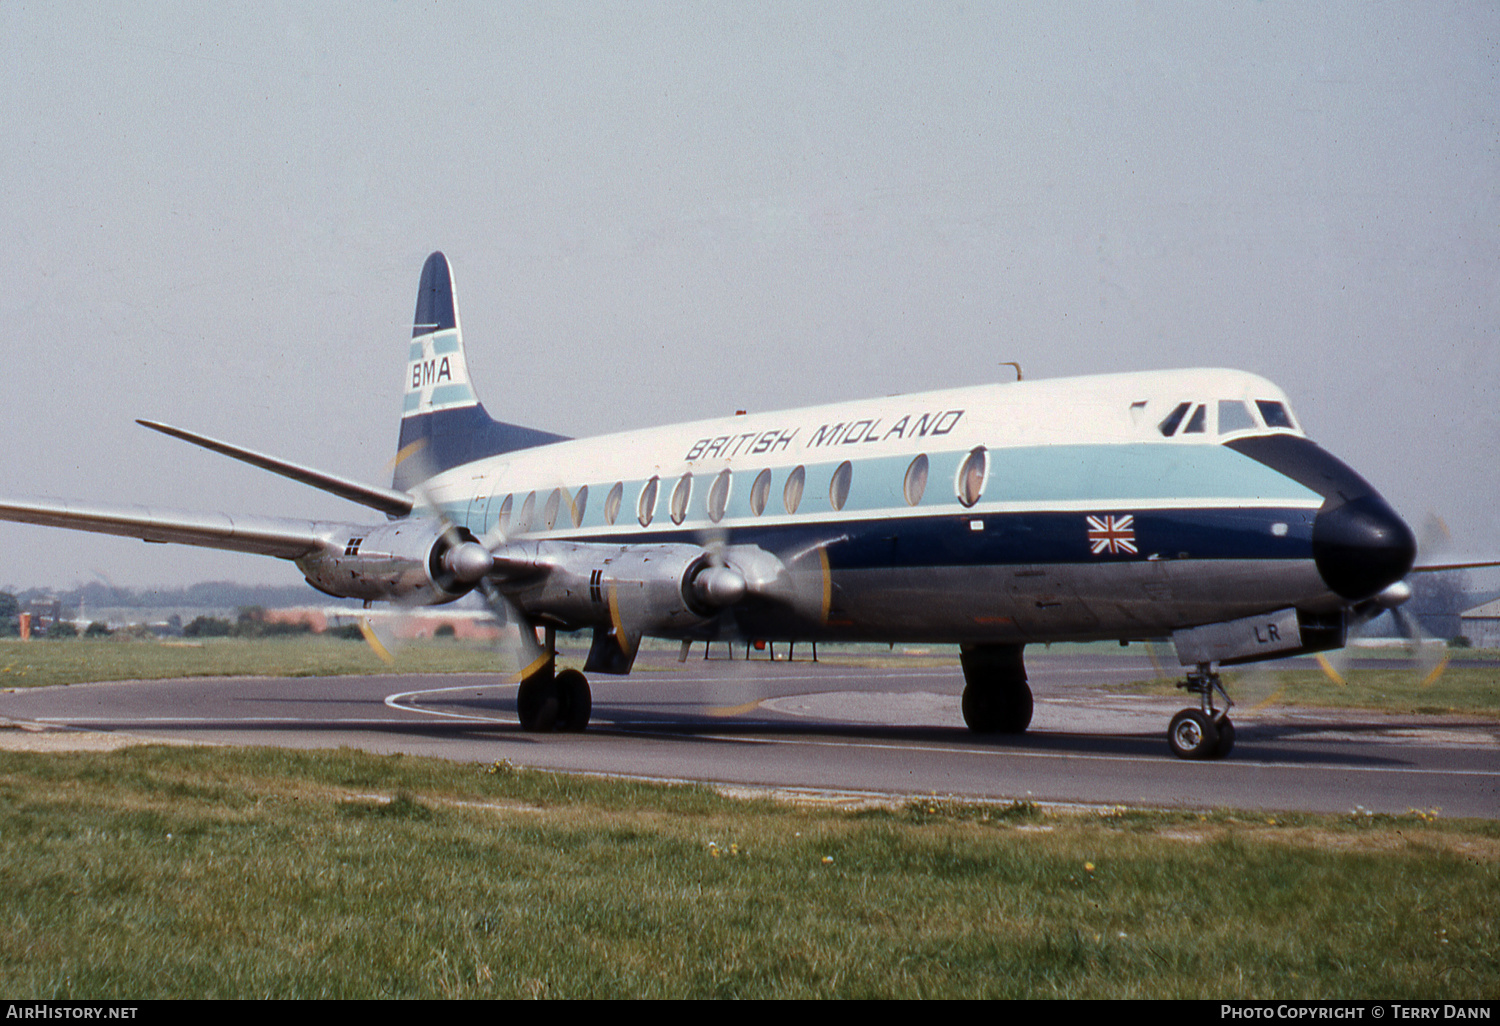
[{"left": 372, "top": 683, "right": 1500, "bottom": 780}]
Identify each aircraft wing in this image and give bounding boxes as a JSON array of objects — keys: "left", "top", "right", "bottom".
[
  {"left": 0, "top": 496, "right": 331, "bottom": 560},
  {"left": 1412, "top": 558, "right": 1500, "bottom": 572}
]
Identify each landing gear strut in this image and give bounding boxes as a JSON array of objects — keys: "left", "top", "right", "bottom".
[
  {"left": 1168, "top": 663, "right": 1234, "bottom": 760},
  {"left": 515, "top": 632, "right": 593, "bottom": 733},
  {"left": 960, "top": 644, "right": 1033, "bottom": 734}
]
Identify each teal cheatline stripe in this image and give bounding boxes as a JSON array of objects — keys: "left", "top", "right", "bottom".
[
  {"left": 429, "top": 383, "right": 477, "bottom": 408},
  {"left": 402, "top": 392, "right": 422, "bottom": 414},
  {"left": 431, "top": 331, "right": 462, "bottom": 355},
  {"left": 408, "top": 342, "right": 425, "bottom": 362},
  {"left": 989, "top": 444, "right": 1320, "bottom": 504}
]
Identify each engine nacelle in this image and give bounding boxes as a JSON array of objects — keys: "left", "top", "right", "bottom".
[
  {"left": 296, "top": 518, "right": 488, "bottom": 606},
  {"left": 509, "top": 542, "right": 767, "bottom": 636}
]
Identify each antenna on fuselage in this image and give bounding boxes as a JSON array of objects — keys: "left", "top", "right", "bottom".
[{"left": 1000, "top": 361, "right": 1023, "bottom": 382}]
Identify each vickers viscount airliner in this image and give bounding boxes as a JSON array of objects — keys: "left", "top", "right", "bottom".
[{"left": 0, "top": 253, "right": 1429, "bottom": 759}]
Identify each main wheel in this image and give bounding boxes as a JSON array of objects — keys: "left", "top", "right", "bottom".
[
  {"left": 555, "top": 668, "right": 592, "bottom": 733},
  {"left": 517, "top": 671, "right": 559, "bottom": 733},
  {"left": 959, "top": 644, "right": 1032, "bottom": 734},
  {"left": 1167, "top": 708, "right": 1219, "bottom": 760},
  {"left": 962, "top": 680, "right": 1033, "bottom": 734}
]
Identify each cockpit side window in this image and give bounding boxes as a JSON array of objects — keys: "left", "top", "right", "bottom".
[
  {"left": 1182, "top": 404, "right": 1207, "bottom": 434},
  {"left": 1158, "top": 402, "right": 1191, "bottom": 437}
]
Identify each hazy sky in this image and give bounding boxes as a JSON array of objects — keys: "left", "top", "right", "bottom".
[{"left": 2, "top": 2, "right": 1496, "bottom": 590}]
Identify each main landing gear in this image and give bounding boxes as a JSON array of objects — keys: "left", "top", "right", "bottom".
[
  {"left": 959, "top": 644, "right": 1034, "bottom": 734},
  {"left": 516, "top": 654, "right": 593, "bottom": 733},
  {"left": 1168, "top": 664, "right": 1235, "bottom": 760}
]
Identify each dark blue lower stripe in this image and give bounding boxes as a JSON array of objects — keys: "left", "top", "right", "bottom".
[{"left": 505, "top": 506, "right": 1318, "bottom": 570}]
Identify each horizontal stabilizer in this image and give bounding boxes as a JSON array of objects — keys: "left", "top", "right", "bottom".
[{"left": 138, "top": 420, "right": 414, "bottom": 517}]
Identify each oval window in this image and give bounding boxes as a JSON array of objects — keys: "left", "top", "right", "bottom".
[
  {"left": 604, "top": 482, "right": 623, "bottom": 525},
  {"left": 569, "top": 484, "right": 588, "bottom": 528},
  {"left": 904, "top": 454, "right": 929, "bottom": 506},
  {"left": 670, "top": 473, "right": 692, "bottom": 525},
  {"left": 750, "top": 468, "right": 771, "bottom": 516},
  {"left": 516, "top": 491, "right": 536, "bottom": 534},
  {"left": 829, "top": 460, "right": 852, "bottom": 511},
  {"left": 497, "top": 494, "right": 514, "bottom": 534},
  {"left": 957, "top": 448, "right": 987, "bottom": 508},
  {"left": 707, "top": 469, "right": 731, "bottom": 523},
  {"left": 542, "top": 488, "right": 561, "bottom": 531},
  {"left": 783, "top": 465, "right": 806, "bottom": 514},
  {"left": 638, "top": 476, "right": 659, "bottom": 527}
]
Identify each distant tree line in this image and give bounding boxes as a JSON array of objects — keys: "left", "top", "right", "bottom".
[
  {"left": 6, "top": 581, "right": 342, "bottom": 611},
  {"left": 0, "top": 590, "right": 368, "bottom": 641}
]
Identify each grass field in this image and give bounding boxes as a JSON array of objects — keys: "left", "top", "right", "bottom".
[
  {"left": 0, "top": 744, "right": 1495, "bottom": 999},
  {"left": 1116, "top": 646, "right": 1500, "bottom": 718},
  {"left": 0, "top": 636, "right": 501, "bottom": 689},
  {"left": 2, "top": 637, "right": 1495, "bottom": 998}
]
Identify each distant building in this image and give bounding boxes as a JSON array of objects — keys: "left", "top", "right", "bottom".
[
  {"left": 268, "top": 606, "right": 501, "bottom": 640},
  {"left": 1459, "top": 599, "right": 1500, "bottom": 649}
]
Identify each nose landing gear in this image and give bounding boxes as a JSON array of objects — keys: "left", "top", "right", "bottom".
[{"left": 1168, "top": 664, "right": 1234, "bottom": 760}]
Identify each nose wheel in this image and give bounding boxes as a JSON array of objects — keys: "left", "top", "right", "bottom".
[{"left": 1168, "top": 665, "right": 1235, "bottom": 760}]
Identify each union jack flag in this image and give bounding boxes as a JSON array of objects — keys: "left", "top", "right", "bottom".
[{"left": 1087, "top": 514, "right": 1137, "bottom": 555}]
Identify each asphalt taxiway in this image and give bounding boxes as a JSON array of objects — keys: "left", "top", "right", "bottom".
[{"left": 1, "top": 651, "right": 1495, "bottom": 818}]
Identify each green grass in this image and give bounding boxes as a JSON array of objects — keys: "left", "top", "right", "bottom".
[
  {"left": 0, "top": 744, "right": 1494, "bottom": 999},
  {"left": 0, "top": 636, "right": 509, "bottom": 688},
  {"left": 1117, "top": 653, "right": 1500, "bottom": 718}
]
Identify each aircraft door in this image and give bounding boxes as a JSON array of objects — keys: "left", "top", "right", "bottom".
[{"left": 464, "top": 465, "right": 508, "bottom": 537}]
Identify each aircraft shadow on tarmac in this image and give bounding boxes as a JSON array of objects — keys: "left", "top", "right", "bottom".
[{"left": 348, "top": 693, "right": 1426, "bottom": 769}]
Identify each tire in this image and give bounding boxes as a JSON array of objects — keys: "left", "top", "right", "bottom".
[
  {"left": 517, "top": 672, "right": 559, "bottom": 733},
  {"left": 962, "top": 681, "right": 1033, "bottom": 734},
  {"left": 1167, "top": 708, "right": 1219, "bottom": 760},
  {"left": 555, "top": 668, "right": 592, "bottom": 733},
  {"left": 1212, "top": 716, "right": 1235, "bottom": 759}
]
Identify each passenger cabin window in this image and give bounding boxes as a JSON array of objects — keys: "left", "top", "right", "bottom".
[
  {"left": 1256, "top": 400, "right": 1296, "bottom": 429},
  {"left": 516, "top": 491, "right": 536, "bottom": 534},
  {"left": 957, "top": 447, "right": 987, "bottom": 507},
  {"left": 1158, "top": 402, "right": 1191, "bottom": 437},
  {"left": 604, "top": 482, "right": 623, "bottom": 525},
  {"left": 670, "top": 473, "right": 692, "bottom": 525},
  {"left": 570, "top": 485, "right": 588, "bottom": 528},
  {"left": 542, "top": 488, "right": 561, "bottom": 531},
  {"left": 707, "top": 470, "right": 731, "bottom": 523},
  {"left": 829, "top": 461, "right": 852, "bottom": 512},
  {"left": 638, "top": 476, "right": 659, "bottom": 527},
  {"left": 1183, "top": 405, "right": 1207, "bottom": 434},
  {"left": 903, "top": 454, "right": 929, "bottom": 506},
  {"left": 750, "top": 468, "right": 771, "bottom": 516},
  {"left": 497, "top": 494, "right": 513, "bottom": 534},
  {"left": 783, "top": 465, "right": 806, "bottom": 514}
]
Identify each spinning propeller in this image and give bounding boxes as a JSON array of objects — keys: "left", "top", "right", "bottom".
[{"left": 359, "top": 446, "right": 547, "bottom": 678}]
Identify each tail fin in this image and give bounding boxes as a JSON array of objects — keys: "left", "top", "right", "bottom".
[{"left": 393, "top": 252, "right": 568, "bottom": 491}]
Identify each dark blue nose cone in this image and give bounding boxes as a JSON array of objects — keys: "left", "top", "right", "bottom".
[
  {"left": 1312, "top": 492, "right": 1416, "bottom": 601},
  {"left": 1227, "top": 434, "right": 1417, "bottom": 602}
]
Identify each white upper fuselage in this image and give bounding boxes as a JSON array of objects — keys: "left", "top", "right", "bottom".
[{"left": 423, "top": 368, "right": 1322, "bottom": 542}]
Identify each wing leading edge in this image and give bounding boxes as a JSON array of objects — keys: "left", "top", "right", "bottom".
[{"left": 0, "top": 497, "right": 331, "bottom": 560}]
